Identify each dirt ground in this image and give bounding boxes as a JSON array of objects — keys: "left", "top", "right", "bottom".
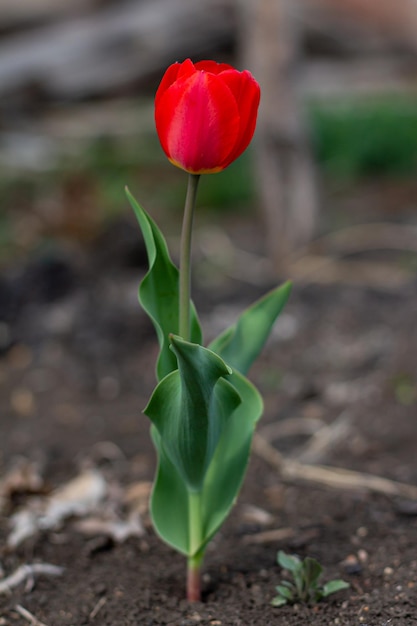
[{"left": 1, "top": 184, "right": 417, "bottom": 625}]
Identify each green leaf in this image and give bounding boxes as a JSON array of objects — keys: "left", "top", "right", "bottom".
[
  {"left": 149, "top": 367, "right": 263, "bottom": 556},
  {"left": 281, "top": 580, "right": 294, "bottom": 588},
  {"left": 303, "top": 557, "right": 323, "bottom": 588},
  {"left": 208, "top": 282, "right": 292, "bottom": 375},
  {"left": 126, "top": 188, "right": 202, "bottom": 380},
  {"left": 277, "top": 551, "right": 302, "bottom": 573},
  {"left": 145, "top": 336, "right": 241, "bottom": 492},
  {"left": 149, "top": 426, "right": 190, "bottom": 555},
  {"left": 199, "top": 369, "right": 263, "bottom": 544},
  {"left": 275, "top": 584, "right": 295, "bottom": 601},
  {"left": 271, "top": 595, "right": 288, "bottom": 607},
  {"left": 322, "top": 579, "right": 350, "bottom": 597}
]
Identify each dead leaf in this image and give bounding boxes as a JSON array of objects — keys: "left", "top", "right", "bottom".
[
  {"left": 7, "top": 469, "right": 107, "bottom": 548},
  {"left": 123, "top": 481, "right": 152, "bottom": 516},
  {"left": 0, "top": 458, "right": 44, "bottom": 512},
  {"left": 40, "top": 469, "right": 107, "bottom": 527},
  {"left": 74, "top": 510, "right": 144, "bottom": 542}
]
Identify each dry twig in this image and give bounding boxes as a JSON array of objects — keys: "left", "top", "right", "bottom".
[
  {"left": 89, "top": 596, "right": 107, "bottom": 620},
  {"left": 312, "top": 222, "right": 417, "bottom": 256},
  {"left": 14, "top": 604, "right": 48, "bottom": 626},
  {"left": 253, "top": 433, "right": 417, "bottom": 499},
  {"left": 242, "top": 527, "right": 295, "bottom": 544},
  {"left": 294, "top": 410, "right": 352, "bottom": 464},
  {"left": 288, "top": 222, "right": 417, "bottom": 289},
  {"left": 289, "top": 255, "right": 412, "bottom": 289},
  {"left": 0, "top": 563, "right": 64, "bottom": 595}
]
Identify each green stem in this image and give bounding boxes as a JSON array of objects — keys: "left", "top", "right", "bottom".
[
  {"left": 180, "top": 175, "right": 203, "bottom": 600},
  {"left": 187, "top": 491, "right": 204, "bottom": 602},
  {"left": 179, "top": 173, "right": 200, "bottom": 340},
  {"left": 188, "top": 490, "right": 202, "bottom": 555}
]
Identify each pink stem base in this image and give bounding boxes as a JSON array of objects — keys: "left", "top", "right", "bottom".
[{"left": 187, "top": 559, "right": 202, "bottom": 602}]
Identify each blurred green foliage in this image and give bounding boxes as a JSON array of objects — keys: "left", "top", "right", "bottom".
[
  {"left": 1, "top": 94, "right": 417, "bottom": 264},
  {"left": 310, "top": 95, "right": 417, "bottom": 180},
  {"left": 391, "top": 372, "right": 417, "bottom": 406}
]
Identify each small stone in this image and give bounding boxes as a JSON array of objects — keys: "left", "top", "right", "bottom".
[
  {"left": 241, "top": 503, "right": 274, "bottom": 526},
  {"left": 97, "top": 375, "right": 120, "bottom": 400},
  {"left": 341, "top": 554, "right": 362, "bottom": 575},
  {"left": 384, "top": 567, "right": 394, "bottom": 576},
  {"left": 188, "top": 612, "right": 202, "bottom": 622},
  {"left": 358, "top": 549, "right": 368, "bottom": 563}
]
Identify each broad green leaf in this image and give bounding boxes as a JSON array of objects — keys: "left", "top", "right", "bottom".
[
  {"left": 199, "top": 369, "right": 262, "bottom": 544},
  {"left": 303, "top": 557, "right": 323, "bottom": 587},
  {"left": 208, "top": 282, "right": 292, "bottom": 375},
  {"left": 145, "top": 336, "right": 241, "bottom": 491},
  {"left": 271, "top": 595, "right": 288, "bottom": 607},
  {"left": 149, "top": 426, "right": 190, "bottom": 555},
  {"left": 149, "top": 367, "right": 263, "bottom": 556},
  {"left": 277, "top": 551, "right": 302, "bottom": 573},
  {"left": 126, "top": 188, "right": 202, "bottom": 380},
  {"left": 322, "top": 579, "right": 350, "bottom": 597}
]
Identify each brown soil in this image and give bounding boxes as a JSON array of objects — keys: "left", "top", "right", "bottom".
[{"left": 1, "top": 201, "right": 417, "bottom": 626}]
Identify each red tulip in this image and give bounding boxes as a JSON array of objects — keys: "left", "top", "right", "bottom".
[{"left": 155, "top": 59, "right": 260, "bottom": 174}]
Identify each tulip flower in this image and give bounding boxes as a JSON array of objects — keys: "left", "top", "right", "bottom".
[
  {"left": 154, "top": 58, "right": 260, "bottom": 174},
  {"left": 127, "top": 59, "right": 291, "bottom": 604}
]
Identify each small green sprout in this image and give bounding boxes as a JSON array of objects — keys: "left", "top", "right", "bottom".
[{"left": 272, "top": 550, "right": 349, "bottom": 607}]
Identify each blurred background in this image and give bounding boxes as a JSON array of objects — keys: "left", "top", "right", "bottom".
[
  {"left": 1, "top": 0, "right": 417, "bottom": 271},
  {"left": 1, "top": 0, "right": 417, "bottom": 464}
]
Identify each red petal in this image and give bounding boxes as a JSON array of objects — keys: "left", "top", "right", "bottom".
[
  {"left": 155, "top": 71, "right": 241, "bottom": 174},
  {"left": 194, "top": 60, "right": 234, "bottom": 75},
  {"left": 176, "top": 58, "right": 197, "bottom": 80},
  {"left": 155, "top": 59, "right": 195, "bottom": 109},
  {"left": 218, "top": 69, "right": 260, "bottom": 168}
]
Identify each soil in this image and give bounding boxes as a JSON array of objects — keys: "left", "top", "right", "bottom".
[{"left": 1, "top": 187, "right": 417, "bottom": 626}]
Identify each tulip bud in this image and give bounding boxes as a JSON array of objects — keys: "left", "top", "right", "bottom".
[{"left": 155, "top": 58, "right": 260, "bottom": 175}]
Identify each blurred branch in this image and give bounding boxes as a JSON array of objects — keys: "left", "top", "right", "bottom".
[
  {"left": 253, "top": 433, "right": 417, "bottom": 500},
  {"left": 0, "top": 0, "right": 234, "bottom": 100},
  {"left": 306, "top": 0, "right": 417, "bottom": 50},
  {"left": 238, "top": 0, "right": 318, "bottom": 271}
]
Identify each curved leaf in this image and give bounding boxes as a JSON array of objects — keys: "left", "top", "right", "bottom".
[
  {"left": 126, "top": 188, "right": 202, "bottom": 380},
  {"left": 150, "top": 426, "right": 190, "bottom": 555},
  {"left": 277, "top": 551, "right": 302, "bottom": 573},
  {"left": 322, "top": 580, "right": 350, "bottom": 597},
  {"left": 149, "top": 366, "right": 263, "bottom": 556},
  {"left": 303, "top": 557, "right": 323, "bottom": 587},
  {"left": 209, "top": 281, "right": 292, "bottom": 375},
  {"left": 145, "top": 336, "right": 241, "bottom": 491},
  {"left": 199, "top": 369, "right": 263, "bottom": 544}
]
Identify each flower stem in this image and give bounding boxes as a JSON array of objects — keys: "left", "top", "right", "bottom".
[
  {"left": 179, "top": 173, "right": 200, "bottom": 340},
  {"left": 187, "top": 491, "right": 204, "bottom": 602},
  {"left": 187, "top": 550, "right": 204, "bottom": 602}
]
